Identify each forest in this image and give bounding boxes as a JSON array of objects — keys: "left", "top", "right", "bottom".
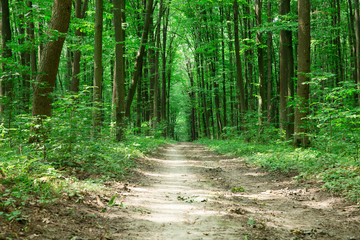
[{"left": 1, "top": 0, "right": 360, "bottom": 238}]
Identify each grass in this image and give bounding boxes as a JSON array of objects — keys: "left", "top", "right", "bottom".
[
  {"left": 197, "top": 138, "right": 360, "bottom": 204},
  {"left": 0, "top": 135, "right": 170, "bottom": 222}
]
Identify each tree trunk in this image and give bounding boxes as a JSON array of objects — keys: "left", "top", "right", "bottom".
[
  {"left": 0, "top": 0, "right": 12, "bottom": 115},
  {"left": 71, "top": 0, "right": 89, "bottom": 93},
  {"left": 125, "top": 0, "right": 154, "bottom": 117},
  {"left": 220, "top": 5, "right": 227, "bottom": 128},
  {"left": 186, "top": 61, "right": 197, "bottom": 141},
  {"left": 136, "top": 74, "right": 142, "bottom": 133},
  {"left": 166, "top": 43, "right": 173, "bottom": 136},
  {"left": 266, "top": 1, "right": 273, "bottom": 124},
  {"left": 226, "top": 9, "right": 235, "bottom": 127},
  {"left": 294, "top": 0, "right": 311, "bottom": 147},
  {"left": 243, "top": 0, "right": 254, "bottom": 111},
  {"left": 200, "top": 52, "right": 210, "bottom": 137},
  {"left": 279, "top": 0, "right": 294, "bottom": 139},
  {"left": 348, "top": 0, "right": 357, "bottom": 99},
  {"left": 27, "top": 1, "right": 37, "bottom": 82},
  {"left": 355, "top": 0, "right": 360, "bottom": 105},
  {"left": 114, "top": 0, "right": 126, "bottom": 141},
  {"left": 31, "top": 0, "right": 72, "bottom": 118},
  {"left": 233, "top": 0, "right": 247, "bottom": 116},
  {"left": 161, "top": 1, "right": 171, "bottom": 135},
  {"left": 335, "top": 0, "right": 344, "bottom": 85},
  {"left": 30, "top": 0, "right": 72, "bottom": 142},
  {"left": 149, "top": 29, "right": 156, "bottom": 126},
  {"left": 255, "top": 0, "right": 266, "bottom": 124},
  {"left": 93, "top": 0, "right": 104, "bottom": 135},
  {"left": 143, "top": 51, "right": 150, "bottom": 122},
  {"left": 208, "top": 8, "right": 223, "bottom": 139},
  {"left": 154, "top": 1, "right": 162, "bottom": 126},
  {"left": 18, "top": 1, "right": 30, "bottom": 112}
]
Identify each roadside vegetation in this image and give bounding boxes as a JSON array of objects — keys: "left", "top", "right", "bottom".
[
  {"left": 198, "top": 136, "right": 360, "bottom": 204},
  {"left": 0, "top": 115, "right": 169, "bottom": 223}
]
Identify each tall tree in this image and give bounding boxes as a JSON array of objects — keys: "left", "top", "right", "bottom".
[
  {"left": 17, "top": 0, "right": 30, "bottom": 112},
  {"left": 279, "top": 0, "right": 294, "bottom": 139},
  {"left": 125, "top": 0, "right": 154, "bottom": 118},
  {"left": 348, "top": 0, "right": 357, "bottom": 98},
  {"left": 233, "top": 0, "right": 247, "bottom": 116},
  {"left": 154, "top": 0, "right": 163, "bottom": 126},
  {"left": 226, "top": 8, "right": 236, "bottom": 126},
  {"left": 0, "top": 0, "right": 12, "bottom": 115},
  {"left": 71, "top": 0, "right": 89, "bottom": 93},
  {"left": 220, "top": 5, "right": 227, "bottom": 128},
  {"left": 255, "top": 0, "right": 266, "bottom": 124},
  {"left": 333, "top": 0, "right": 343, "bottom": 85},
  {"left": 161, "top": 0, "right": 171, "bottom": 132},
  {"left": 266, "top": 1, "right": 273, "bottom": 124},
  {"left": 26, "top": 1, "right": 37, "bottom": 82},
  {"left": 294, "top": 0, "right": 311, "bottom": 146},
  {"left": 93, "top": 0, "right": 104, "bottom": 135},
  {"left": 355, "top": 0, "right": 360, "bottom": 105},
  {"left": 31, "top": 0, "right": 72, "bottom": 118},
  {"left": 113, "top": 0, "right": 126, "bottom": 141}
]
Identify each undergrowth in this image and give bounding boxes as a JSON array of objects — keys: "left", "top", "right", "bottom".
[
  {"left": 197, "top": 138, "right": 360, "bottom": 204},
  {"left": 0, "top": 134, "right": 169, "bottom": 223}
]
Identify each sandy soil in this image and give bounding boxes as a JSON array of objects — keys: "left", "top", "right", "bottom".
[{"left": 2, "top": 142, "right": 360, "bottom": 239}]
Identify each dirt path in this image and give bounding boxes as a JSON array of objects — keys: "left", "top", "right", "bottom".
[
  {"left": 107, "top": 143, "right": 360, "bottom": 240},
  {"left": 8, "top": 142, "right": 359, "bottom": 239}
]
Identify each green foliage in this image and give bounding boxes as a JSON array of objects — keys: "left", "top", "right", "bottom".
[
  {"left": 309, "top": 79, "right": 360, "bottom": 160},
  {"left": 231, "top": 186, "right": 245, "bottom": 193},
  {"left": 0, "top": 104, "right": 170, "bottom": 223},
  {"left": 197, "top": 138, "right": 360, "bottom": 204},
  {"left": 236, "top": 111, "right": 281, "bottom": 143}
]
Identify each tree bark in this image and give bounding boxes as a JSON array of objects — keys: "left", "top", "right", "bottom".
[
  {"left": 220, "top": 5, "right": 227, "bottom": 128},
  {"left": 154, "top": 1, "right": 162, "bottom": 126},
  {"left": 125, "top": 0, "right": 154, "bottom": 117},
  {"left": 243, "top": 0, "right": 254, "bottom": 110},
  {"left": 279, "top": 0, "right": 294, "bottom": 139},
  {"left": 255, "top": 0, "right": 266, "bottom": 124},
  {"left": 200, "top": 52, "right": 210, "bottom": 137},
  {"left": 266, "top": 1, "right": 273, "bottom": 124},
  {"left": 93, "top": 0, "right": 104, "bottom": 135},
  {"left": 226, "top": 9, "right": 235, "bottom": 126},
  {"left": 294, "top": 0, "right": 311, "bottom": 147},
  {"left": 161, "top": 1, "right": 171, "bottom": 134},
  {"left": 186, "top": 61, "right": 197, "bottom": 141},
  {"left": 0, "top": 0, "right": 12, "bottom": 115},
  {"left": 355, "top": 0, "right": 360, "bottom": 105},
  {"left": 233, "top": 0, "right": 247, "bottom": 116},
  {"left": 114, "top": 0, "right": 126, "bottom": 141},
  {"left": 71, "top": 0, "right": 89, "bottom": 93},
  {"left": 27, "top": 1, "right": 37, "bottom": 81},
  {"left": 18, "top": 1, "right": 30, "bottom": 112},
  {"left": 166, "top": 42, "right": 173, "bottom": 136},
  {"left": 335, "top": 0, "right": 344, "bottom": 85},
  {"left": 149, "top": 28, "right": 156, "bottom": 126},
  {"left": 348, "top": 0, "right": 357, "bottom": 100},
  {"left": 31, "top": 0, "right": 72, "bottom": 118}
]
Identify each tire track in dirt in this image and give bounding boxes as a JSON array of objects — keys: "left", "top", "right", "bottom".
[{"left": 107, "top": 143, "right": 360, "bottom": 240}]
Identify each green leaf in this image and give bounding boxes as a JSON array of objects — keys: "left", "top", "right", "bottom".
[{"left": 108, "top": 194, "right": 117, "bottom": 206}]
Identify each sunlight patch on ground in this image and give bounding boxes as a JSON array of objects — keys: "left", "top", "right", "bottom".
[
  {"left": 243, "top": 172, "right": 268, "bottom": 177},
  {"left": 300, "top": 197, "right": 343, "bottom": 210},
  {"left": 118, "top": 145, "right": 233, "bottom": 227}
]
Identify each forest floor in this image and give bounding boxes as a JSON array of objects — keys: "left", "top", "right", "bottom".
[{"left": 2, "top": 142, "right": 360, "bottom": 240}]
